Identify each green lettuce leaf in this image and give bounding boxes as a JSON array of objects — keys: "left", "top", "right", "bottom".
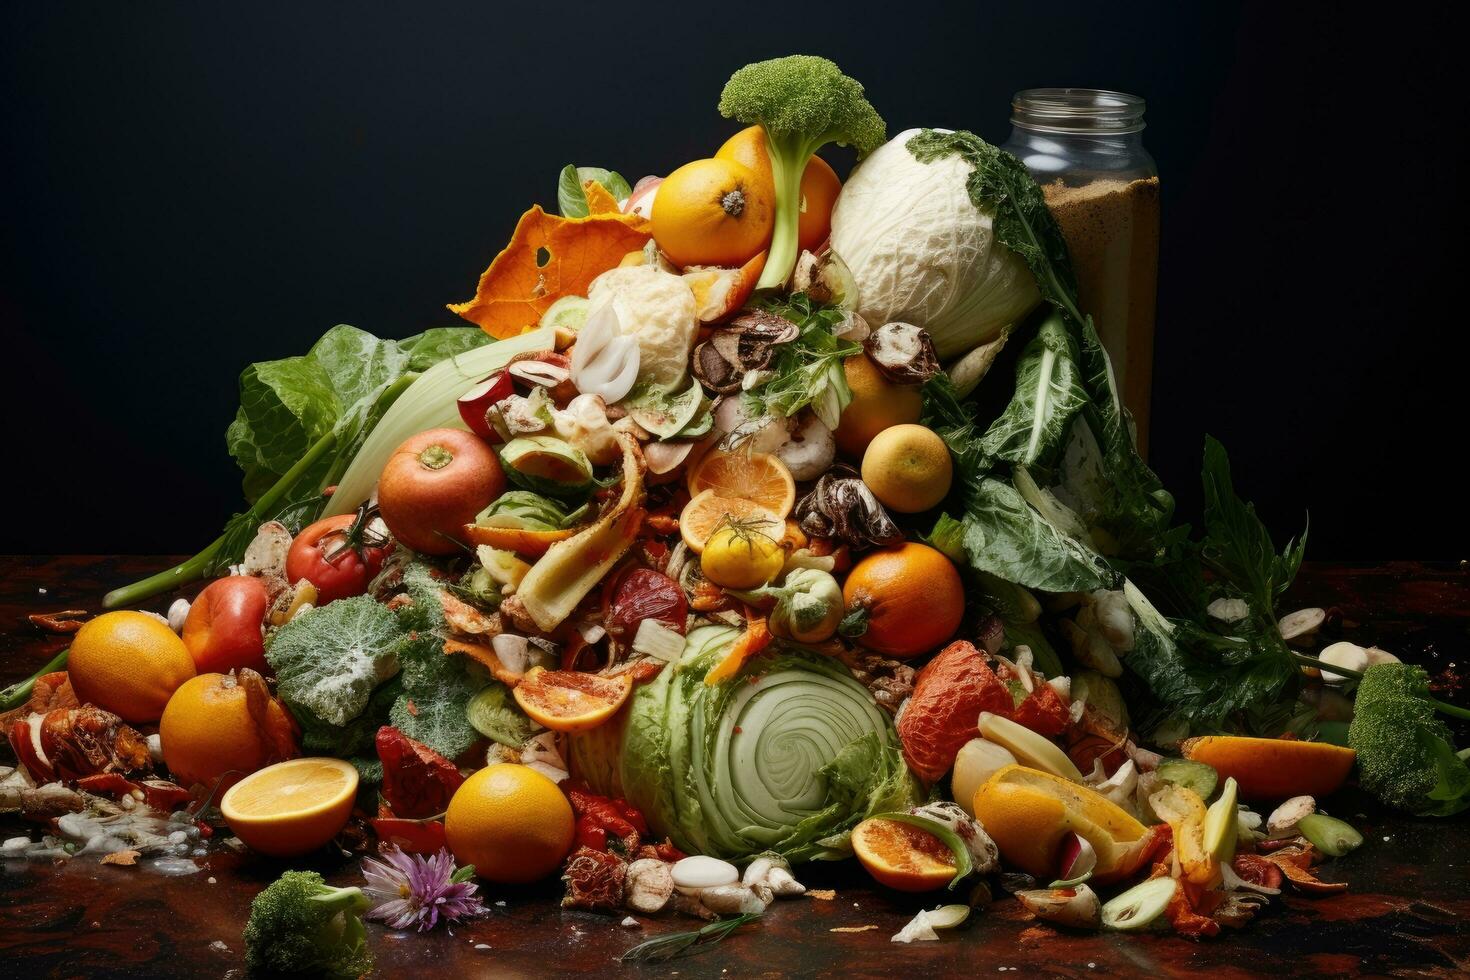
[{"left": 978, "top": 312, "right": 1086, "bottom": 467}]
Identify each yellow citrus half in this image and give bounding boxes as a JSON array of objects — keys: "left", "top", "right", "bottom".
[{"left": 220, "top": 757, "right": 357, "bottom": 857}]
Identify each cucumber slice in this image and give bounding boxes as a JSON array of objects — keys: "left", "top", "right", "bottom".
[
  {"left": 626, "top": 384, "right": 705, "bottom": 439},
  {"left": 539, "top": 295, "right": 590, "bottom": 331},
  {"left": 1100, "top": 876, "right": 1177, "bottom": 931},
  {"left": 1297, "top": 814, "right": 1363, "bottom": 857},
  {"left": 1203, "top": 776, "right": 1239, "bottom": 863},
  {"left": 1156, "top": 758, "right": 1218, "bottom": 801}
]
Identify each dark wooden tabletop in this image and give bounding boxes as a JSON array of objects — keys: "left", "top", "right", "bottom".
[{"left": 2, "top": 556, "right": 1467, "bottom": 979}]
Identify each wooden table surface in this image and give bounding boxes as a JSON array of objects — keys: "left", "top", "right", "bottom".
[{"left": 1, "top": 556, "right": 1468, "bottom": 979}]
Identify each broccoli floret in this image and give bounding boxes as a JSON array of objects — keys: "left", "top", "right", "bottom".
[
  {"left": 1348, "top": 663, "right": 1470, "bottom": 816},
  {"left": 718, "top": 55, "right": 886, "bottom": 290},
  {"left": 243, "top": 870, "right": 374, "bottom": 978}
]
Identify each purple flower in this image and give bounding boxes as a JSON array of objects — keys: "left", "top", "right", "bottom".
[{"left": 361, "top": 846, "right": 487, "bottom": 932}]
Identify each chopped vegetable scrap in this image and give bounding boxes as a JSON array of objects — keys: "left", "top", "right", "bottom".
[{"left": 3, "top": 50, "right": 1464, "bottom": 974}]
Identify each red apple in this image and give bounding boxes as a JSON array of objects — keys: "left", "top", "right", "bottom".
[
  {"left": 182, "top": 576, "right": 270, "bottom": 674},
  {"left": 457, "top": 371, "right": 514, "bottom": 443},
  {"left": 623, "top": 176, "right": 662, "bottom": 219}
]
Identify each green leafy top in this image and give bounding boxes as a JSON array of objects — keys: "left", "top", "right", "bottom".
[
  {"left": 265, "top": 595, "right": 403, "bottom": 729},
  {"left": 718, "top": 56, "right": 886, "bottom": 156},
  {"left": 741, "top": 293, "right": 859, "bottom": 428},
  {"left": 1349, "top": 663, "right": 1470, "bottom": 816}
]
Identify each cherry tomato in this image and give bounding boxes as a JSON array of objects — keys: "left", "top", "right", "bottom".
[
  {"left": 604, "top": 568, "right": 687, "bottom": 639},
  {"left": 286, "top": 514, "right": 391, "bottom": 604}
]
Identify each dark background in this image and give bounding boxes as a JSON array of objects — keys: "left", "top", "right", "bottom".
[{"left": 2, "top": 2, "right": 1464, "bottom": 558}]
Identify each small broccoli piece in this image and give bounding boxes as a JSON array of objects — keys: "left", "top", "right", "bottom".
[
  {"left": 1348, "top": 663, "right": 1470, "bottom": 816},
  {"left": 718, "top": 55, "right": 886, "bottom": 290},
  {"left": 243, "top": 870, "right": 374, "bottom": 978}
]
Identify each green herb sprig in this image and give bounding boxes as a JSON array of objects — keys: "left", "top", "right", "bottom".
[{"left": 619, "top": 913, "right": 762, "bottom": 964}]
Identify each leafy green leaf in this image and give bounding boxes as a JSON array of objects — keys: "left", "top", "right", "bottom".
[
  {"left": 266, "top": 595, "right": 404, "bottom": 729},
  {"left": 943, "top": 476, "right": 1113, "bottom": 593},
  {"left": 742, "top": 293, "right": 860, "bottom": 426},
  {"left": 978, "top": 312, "right": 1086, "bottom": 467},
  {"left": 390, "top": 634, "right": 486, "bottom": 760},
  {"left": 396, "top": 327, "right": 493, "bottom": 370},
  {"left": 557, "top": 165, "right": 632, "bottom": 218}
]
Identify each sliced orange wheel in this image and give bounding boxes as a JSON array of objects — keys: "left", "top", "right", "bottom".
[
  {"left": 851, "top": 817, "right": 958, "bottom": 892},
  {"left": 462, "top": 523, "right": 577, "bottom": 558},
  {"left": 678, "top": 490, "right": 783, "bottom": 553},
  {"left": 220, "top": 757, "right": 358, "bottom": 857},
  {"left": 512, "top": 667, "right": 632, "bottom": 733},
  {"left": 686, "top": 450, "right": 796, "bottom": 518}
]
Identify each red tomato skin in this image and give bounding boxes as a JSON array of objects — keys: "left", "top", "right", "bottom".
[
  {"left": 181, "top": 576, "right": 270, "bottom": 674},
  {"left": 604, "top": 568, "right": 688, "bottom": 639},
  {"left": 377, "top": 428, "right": 505, "bottom": 555},
  {"left": 285, "top": 514, "right": 390, "bottom": 605}
]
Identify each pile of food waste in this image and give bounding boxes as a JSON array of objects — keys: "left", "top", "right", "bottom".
[{"left": 3, "top": 53, "right": 1467, "bottom": 975}]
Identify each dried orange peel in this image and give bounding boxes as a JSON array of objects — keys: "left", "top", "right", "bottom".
[{"left": 449, "top": 205, "right": 652, "bottom": 339}]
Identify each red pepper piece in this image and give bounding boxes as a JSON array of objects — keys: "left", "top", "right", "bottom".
[{"left": 376, "top": 726, "right": 465, "bottom": 820}]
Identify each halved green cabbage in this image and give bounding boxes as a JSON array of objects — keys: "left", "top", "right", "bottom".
[{"left": 571, "top": 625, "right": 918, "bottom": 862}]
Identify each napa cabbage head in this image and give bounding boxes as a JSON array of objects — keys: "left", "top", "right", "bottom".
[
  {"left": 829, "top": 128, "right": 1040, "bottom": 360},
  {"left": 570, "top": 625, "right": 919, "bottom": 862}
]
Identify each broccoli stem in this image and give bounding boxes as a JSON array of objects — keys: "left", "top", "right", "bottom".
[
  {"left": 756, "top": 137, "right": 817, "bottom": 291},
  {"left": 0, "top": 646, "right": 71, "bottom": 711},
  {"left": 1295, "top": 652, "right": 1470, "bottom": 722},
  {"left": 310, "top": 884, "right": 372, "bottom": 915},
  {"left": 101, "top": 426, "right": 342, "bottom": 610}
]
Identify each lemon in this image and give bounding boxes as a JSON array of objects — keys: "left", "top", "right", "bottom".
[
  {"left": 860, "top": 424, "right": 952, "bottom": 513},
  {"left": 700, "top": 523, "right": 785, "bottom": 589},
  {"left": 220, "top": 757, "right": 357, "bottom": 857}
]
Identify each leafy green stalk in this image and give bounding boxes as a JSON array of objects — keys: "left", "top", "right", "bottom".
[
  {"left": 0, "top": 646, "right": 70, "bottom": 711},
  {"left": 719, "top": 56, "right": 886, "bottom": 289},
  {"left": 619, "top": 913, "right": 762, "bottom": 964},
  {"left": 743, "top": 293, "right": 860, "bottom": 427},
  {"left": 101, "top": 423, "right": 343, "bottom": 609}
]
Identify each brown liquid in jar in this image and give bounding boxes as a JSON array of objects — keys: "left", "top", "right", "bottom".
[{"left": 1043, "top": 177, "right": 1160, "bottom": 457}]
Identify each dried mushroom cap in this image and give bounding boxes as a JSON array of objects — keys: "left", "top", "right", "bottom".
[
  {"left": 789, "top": 249, "right": 857, "bottom": 307},
  {"left": 692, "top": 341, "right": 742, "bottom": 393},
  {"left": 795, "top": 465, "right": 904, "bottom": 550},
  {"left": 692, "top": 311, "right": 800, "bottom": 395},
  {"left": 864, "top": 322, "right": 940, "bottom": 384}
]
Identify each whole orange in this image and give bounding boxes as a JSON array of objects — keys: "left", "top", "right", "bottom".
[
  {"left": 652, "top": 157, "right": 774, "bottom": 268},
  {"left": 716, "top": 125, "right": 842, "bottom": 252},
  {"left": 842, "top": 542, "right": 964, "bottom": 658},
  {"left": 160, "top": 670, "right": 299, "bottom": 789},
  {"left": 67, "top": 611, "right": 196, "bottom": 723},
  {"left": 445, "top": 764, "right": 574, "bottom": 883},
  {"left": 834, "top": 355, "right": 923, "bottom": 458}
]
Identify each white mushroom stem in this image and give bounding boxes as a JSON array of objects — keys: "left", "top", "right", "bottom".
[
  {"left": 697, "top": 884, "right": 768, "bottom": 915},
  {"left": 1267, "top": 796, "right": 1316, "bottom": 836},
  {"left": 624, "top": 859, "right": 675, "bottom": 914},
  {"left": 1277, "top": 607, "right": 1326, "bottom": 646}
]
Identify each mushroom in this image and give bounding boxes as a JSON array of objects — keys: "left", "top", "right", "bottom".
[
  {"left": 1014, "top": 884, "right": 1102, "bottom": 929},
  {"left": 624, "top": 859, "right": 675, "bottom": 913},
  {"left": 1267, "top": 796, "right": 1316, "bottom": 836},
  {"left": 1317, "top": 641, "right": 1370, "bottom": 684},
  {"left": 1277, "top": 607, "right": 1326, "bottom": 646},
  {"left": 863, "top": 322, "right": 941, "bottom": 384},
  {"left": 1207, "top": 597, "right": 1251, "bottom": 623},
  {"left": 775, "top": 412, "right": 837, "bottom": 481}
]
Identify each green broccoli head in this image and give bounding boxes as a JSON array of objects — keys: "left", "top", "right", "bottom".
[
  {"left": 243, "top": 870, "right": 374, "bottom": 978},
  {"left": 1348, "top": 663, "right": 1470, "bottom": 816},
  {"left": 718, "top": 55, "right": 886, "bottom": 289}
]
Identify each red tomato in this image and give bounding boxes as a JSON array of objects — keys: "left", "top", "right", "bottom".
[
  {"left": 377, "top": 428, "right": 505, "bottom": 555},
  {"left": 286, "top": 514, "right": 391, "bottom": 604},
  {"left": 181, "top": 576, "right": 270, "bottom": 674},
  {"left": 604, "top": 568, "right": 687, "bottom": 640}
]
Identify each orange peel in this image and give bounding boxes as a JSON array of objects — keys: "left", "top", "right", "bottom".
[{"left": 449, "top": 205, "right": 651, "bottom": 339}]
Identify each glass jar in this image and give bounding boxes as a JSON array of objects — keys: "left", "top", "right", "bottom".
[{"left": 1002, "top": 89, "right": 1160, "bottom": 455}]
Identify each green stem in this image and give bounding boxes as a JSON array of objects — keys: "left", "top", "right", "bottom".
[
  {"left": 0, "top": 646, "right": 71, "bottom": 711},
  {"left": 102, "top": 427, "right": 341, "bottom": 610},
  {"left": 1293, "top": 653, "right": 1470, "bottom": 723}
]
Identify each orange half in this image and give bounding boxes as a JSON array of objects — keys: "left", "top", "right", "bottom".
[
  {"left": 678, "top": 490, "right": 783, "bottom": 553},
  {"left": 513, "top": 667, "right": 632, "bottom": 733},
  {"left": 851, "top": 817, "right": 957, "bottom": 892},
  {"left": 220, "top": 757, "right": 357, "bottom": 857},
  {"left": 687, "top": 450, "right": 796, "bottom": 518}
]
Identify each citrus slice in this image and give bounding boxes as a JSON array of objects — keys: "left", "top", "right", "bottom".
[
  {"left": 1181, "top": 734, "right": 1356, "bottom": 800},
  {"left": 851, "top": 817, "right": 958, "bottom": 892},
  {"left": 220, "top": 757, "right": 358, "bottom": 857},
  {"left": 678, "top": 490, "right": 783, "bottom": 553},
  {"left": 971, "top": 764, "right": 1147, "bottom": 883},
  {"left": 512, "top": 666, "right": 633, "bottom": 733},
  {"left": 687, "top": 450, "right": 796, "bottom": 518}
]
